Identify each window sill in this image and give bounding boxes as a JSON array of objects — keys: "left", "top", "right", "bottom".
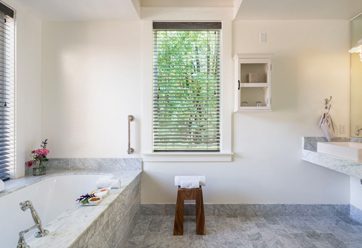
[{"left": 142, "top": 152, "right": 233, "bottom": 162}]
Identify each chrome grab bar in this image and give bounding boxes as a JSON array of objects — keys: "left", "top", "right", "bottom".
[{"left": 128, "top": 115, "right": 135, "bottom": 154}]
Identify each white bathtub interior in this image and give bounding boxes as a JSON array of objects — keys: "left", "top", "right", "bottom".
[{"left": 0, "top": 174, "right": 111, "bottom": 248}]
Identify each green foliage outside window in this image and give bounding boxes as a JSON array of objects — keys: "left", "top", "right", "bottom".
[{"left": 153, "top": 30, "right": 220, "bottom": 151}]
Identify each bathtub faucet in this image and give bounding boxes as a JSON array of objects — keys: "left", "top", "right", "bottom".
[
  {"left": 17, "top": 223, "right": 45, "bottom": 248},
  {"left": 19, "top": 200, "right": 48, "bottom": 239}
]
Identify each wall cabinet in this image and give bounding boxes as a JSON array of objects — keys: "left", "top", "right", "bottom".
[{"left": 234, "top": 54, "right": 272, "bottom": 112}]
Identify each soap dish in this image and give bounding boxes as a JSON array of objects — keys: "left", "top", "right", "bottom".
[
  {"left": 76, "top": 193, "right": 102, "bottom": 206},
  {"left": 85, "top": 197, "right": 101, "bottom": 206}
]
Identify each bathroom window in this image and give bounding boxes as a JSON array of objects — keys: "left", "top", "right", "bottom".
[
  {"left": 0, "top": 3, "right": 15, "bottom": 181},
  {"left": 153, "top": 22, "right": 221, "bottom": 152}
]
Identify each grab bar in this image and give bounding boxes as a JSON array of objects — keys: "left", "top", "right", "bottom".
[{"left": 128, "top": 115, "right": 135, "bottom": 154}]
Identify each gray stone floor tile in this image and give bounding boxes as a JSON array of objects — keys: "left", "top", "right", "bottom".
[{"left": 126, "top": 213, "right": 362, "bottom": 248}]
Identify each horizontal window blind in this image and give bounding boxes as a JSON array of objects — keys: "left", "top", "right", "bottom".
[
  {"left": 0, "top": 3, "right": 14, "bottom": 181},
  {"left": 153, "top": 22, "right": 221, "bottom": 152}
]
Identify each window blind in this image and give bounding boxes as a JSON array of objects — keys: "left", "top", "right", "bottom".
[
  {"left": 0, "top": 3, "right": 14, "bottom": 181},
  {"left": 153, "top": 22, "right": 221, "bottom": 152}
]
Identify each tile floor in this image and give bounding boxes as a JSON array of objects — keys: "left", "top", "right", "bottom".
[{"left": 126, "top": 213, "right": 362, "bottom": 248}]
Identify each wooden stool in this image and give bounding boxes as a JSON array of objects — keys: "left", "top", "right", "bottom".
[{"left": 173, "top": 187, "right": 205, "bottom": 235}]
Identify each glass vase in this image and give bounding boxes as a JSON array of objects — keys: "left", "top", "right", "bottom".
[{"left": 32, "top": 160, "right": 47, "bottom": 176}]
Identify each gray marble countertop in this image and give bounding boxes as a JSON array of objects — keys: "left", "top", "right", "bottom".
[{"left": 302, "top": 137, "right": 362, "bottom": 179}]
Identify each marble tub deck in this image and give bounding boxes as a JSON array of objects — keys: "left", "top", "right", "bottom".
[
  {"left": 126, "top": 211, "right": 362, "bottom": 248},
  {"left": 1, "top": 158, "right": 142, "bottom": 248}
]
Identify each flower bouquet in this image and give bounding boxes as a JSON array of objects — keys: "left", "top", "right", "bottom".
[{"left": 26, "top": 139, "right": 50, "bottom": 176}]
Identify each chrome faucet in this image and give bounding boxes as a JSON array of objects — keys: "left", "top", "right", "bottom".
[
  {"left": 355, "top": 128, "right": 362, "bottom": 136},
  {"left": 17, "top": 200, "right": 48, "bottom": 248},
  {"left": 17, "top": 224, "right": 44, "bottom": 248}
]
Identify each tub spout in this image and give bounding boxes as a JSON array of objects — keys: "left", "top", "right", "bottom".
[
  {"left": 19, "top": 200, "right": 49, "bottom": 238},
  {"left": 17, "top": 223, "right": 48, "bottom": 248},
  {"left": 17, "top": 230, "right": 30, "bottom": 248}
]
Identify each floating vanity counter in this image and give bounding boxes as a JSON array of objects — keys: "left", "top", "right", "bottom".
[
  {"left": 302, "top": 137, "right": 362, "bottom": 178},
  {"left": 317, "top": 142, "right": 362, "bottom": 162}
]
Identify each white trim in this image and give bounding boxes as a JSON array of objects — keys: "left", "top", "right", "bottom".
[
  {"left": 142, "top": 152, "right": 233, "bottom": 162},
  {"left": 12, "top": 8, "right": 17, "bottom": 179},
  {"left": 234, "top": 53, "right": 272, "bottom": 112},
  {"left": 140, "top": 17, "right": 233, "bottom": 162},
  {"left": 351, "top": 12, "right": 362, "bottom": 21}
]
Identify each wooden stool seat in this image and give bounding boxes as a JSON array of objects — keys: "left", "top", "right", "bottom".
[{"left": 173, "top": 187, "right": 205, "bottom": 235}]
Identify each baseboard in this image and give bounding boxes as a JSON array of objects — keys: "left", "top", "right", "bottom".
[
  {"left": 350, "top": 205, "right": 362, "bottom": 224},
  {"left": 140, "top": 204, "right": 350, "bottom": 218}
]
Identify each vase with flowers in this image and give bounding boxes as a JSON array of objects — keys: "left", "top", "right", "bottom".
[{"left": 26, "top": 139, "right": 50, "bottom": 176}]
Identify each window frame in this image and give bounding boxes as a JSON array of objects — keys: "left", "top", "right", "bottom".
[
  {"left": 0, "top": 1, "right": 15, "bottom": 180},
  {"left": 141, "top": 20, "right": 233, "bottom": 162},
  {"left": 152, "top": 23, "right": 221, "bottom": 153}
]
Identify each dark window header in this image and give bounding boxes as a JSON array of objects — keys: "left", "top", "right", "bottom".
[
  {"left": 153, "top": 22, "right": 222, "bottom": 30},
  {"left": 0, "top": 2, "right": 14, "bottom": 18}
]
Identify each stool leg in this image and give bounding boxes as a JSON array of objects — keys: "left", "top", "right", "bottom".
[
  {"left": 173, "top": 190, "right": 184, "bottom": 235},
  {"left": 196, "top": 189, "right": 205, "bottom": 235}
]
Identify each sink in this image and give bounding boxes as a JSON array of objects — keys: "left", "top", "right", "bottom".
[{"left": 317, "top": 142, "right": 362, "bottom": 162}]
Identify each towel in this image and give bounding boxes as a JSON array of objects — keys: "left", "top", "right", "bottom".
[
  {"left": 319, "top": 112, "right": 335, "bottom": 141},
  {"left": 0, "top": 179, "right": 4, "bottom": 192},
  {"left": 174, "top": 176, "right": 206, "bottom": 189},
  {"left": 96, "top": 177, "right": 121, "bottom": 189},
  {"left": 179, "top": 180, "right": 199, "bottom": 189}
]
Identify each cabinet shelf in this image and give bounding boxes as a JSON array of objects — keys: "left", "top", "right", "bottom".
[
  {"left": 236, "top": 106, "right": 272, "bottom": 112},
  {"left": 240, "top": 83, "right": 269, "bottom": 88},
  {"left": 234, "top": 54, "right": 272, "bottom": 112}
]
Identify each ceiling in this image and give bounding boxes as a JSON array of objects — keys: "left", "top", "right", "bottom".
[
  {"left": 141, "top": 0, "right": 234, "bottom": 7},
  {"left": 12, "top": 0, "right": 362, "bottom": 21},
  {"left": 236, "top": 0, "right": 362, "bottom": 20},
  {"left": 14, "top": 0, "right": 140, "bottom": 21}
]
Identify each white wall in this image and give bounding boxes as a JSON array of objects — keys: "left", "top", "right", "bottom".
[
  {"left": 42, "top": 21, "right": 141, "bottom": 158},
  {"left": 142, "top": 19, "right": 351, "bottom": 204},
  {"left": 349, "top": 15, "right": 362, "bottom": 211},
  {"left": 40, "top": 13, "right": 351, "bottom": 204},
  {"left": 350, "top": 15, "right": 362, "bottom": 134},
  {"left": 2, "top": 0, "right": 43, "bottom": 178}
]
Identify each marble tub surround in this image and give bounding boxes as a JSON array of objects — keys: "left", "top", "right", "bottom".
[
  {"left": 127, "top": 207, "right": 362, "bottom": 248},
  {"left": 3, "top": 158, "right": 142, "bottom": 197},
  {"left": 30, "top": 158, "right": 142, "bottom": 174},
  {"left": 27, "top": 172, "right": 141, "bottom": 248},
  {"left": 1, "top": 158, "right": 142, "bottom": 247}
]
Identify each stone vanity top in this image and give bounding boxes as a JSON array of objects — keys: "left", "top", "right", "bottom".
[
  {"left": 302, "top": 137, "right": 362, "bottom": 179},
  {"left": 0, "top": 158, "right": 142, "bottom": 248}
]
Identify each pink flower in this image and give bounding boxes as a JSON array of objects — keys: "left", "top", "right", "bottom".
[
  {"left": 25, "top": 161, "right": 33, "bottom": 168},
  {"left": 32, "top": 148, "right": 50, "bottom": 157}
]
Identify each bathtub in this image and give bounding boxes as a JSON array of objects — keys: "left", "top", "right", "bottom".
[{"left": 0, "top": 174, "right": 113, "bottom": 248}]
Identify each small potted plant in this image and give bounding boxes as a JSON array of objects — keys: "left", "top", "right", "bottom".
[{"left": 26, "top": 139, "right": 49, "bottom": 176}]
